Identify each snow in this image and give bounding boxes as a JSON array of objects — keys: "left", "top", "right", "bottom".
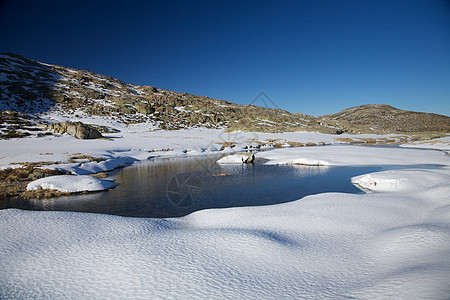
[
  {"left": 1, "top": 127, "right": 448, "bottom": 199},
  {"left": 1, "top": 159, "right": 450, "bottom": 298},
  {"left": 27, "top": 175, "right": 116, "bottom": 193},
  {"left": 216, "top": 154, "right": 252, "bottom": 164},
  {"left": 401, "top": 136, "right": 450, "bottom": 152},
  {"left": 59, "top": 157, "right": 138, "bottom": 175},
  {"left": 352, "top": 167, "right": 450, "bottom": 193},
  {"left": 174, "top": 106, "right": 186, "bottom": 112},
  {"left": 2, "top": 52, "right": 450, "bottom": 297},
  {"left": 1, "top": 121, "right": 450, "bottom": 298},
  {"left": 257, "top": 145, "right": 448, "bottom": 166},
  {"left": 1, "top": 126, "right": 412, "bottom": 171}
]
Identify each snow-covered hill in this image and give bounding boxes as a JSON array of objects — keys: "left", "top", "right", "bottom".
[
  {"left": 0, "top": 53, "right": 333, "bottom": 133},
  {"left": 2, "top": 53, "right": 449, "bottom": 138}
]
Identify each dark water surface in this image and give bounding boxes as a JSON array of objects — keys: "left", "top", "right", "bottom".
[{"left": 0, "top": 155, "right": 394, "bottom": 218}]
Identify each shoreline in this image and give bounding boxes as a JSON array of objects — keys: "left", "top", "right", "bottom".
[
  {"left": 1, "top": 137, "right": 448, "bottom": 202},
  {"left": 0, "top": 125, "right": 448, "bottom": 201}
]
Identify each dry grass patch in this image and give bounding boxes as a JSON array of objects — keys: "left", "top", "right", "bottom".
[
  {"left": 356, "top": 138, "right": 377, "bottom": 145},
  {"left": 0, "top": 166, "right": 70, "bottom": 200},
  {"left": 9, "top": 161, "right": 62, "bottom": 167},
  {"left": 89, "top": 172, "right": 109, "bottom": 179},
  {"left": 336, "top": 137, "right": 359, "bottom": 144},
  {"left": 148, "top": 148, "right": 174, "bottom": 153},
  {"left": 336, "top": 134, "right": 449, "bottom": 146},
  {"left": 249, "top": 139, "right": 267, "bottom": 147},
  {"left": 337, "top": 137, "right": 401, "bottom": 145},
  {"left": 383, "top": 139, "right": 397, "bottom": 143},
  {"left": 407, "top": 139, "right": 450, "bottom": 146},
  {"left": 21, "top": 189, "right": 70, "bottom": 199},
  {"left": 68, "top": 155, "right": 105, "bottom": 163},
  {"left": 271, "top": 143, "right": 285, "bottom": 148},
  {"left": 216, "top": 141, "right": 237, "bottom": 150},
  {"left": 262, "top": 138, "right": 285, "bottom": 148},
  {"left": 265, "top": 138, "right": 283, "bottom": 143},
  {"left": 286, "top": 141, "right": 306, "bottom": 147}
]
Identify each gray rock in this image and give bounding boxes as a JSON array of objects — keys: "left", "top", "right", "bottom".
[{"left": 47, "top": 122, "right": 103, "bottom": 139}]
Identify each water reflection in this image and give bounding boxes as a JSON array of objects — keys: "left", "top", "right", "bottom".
[{"left": 1, "top": 156, "right": 385, "bottom": 218}]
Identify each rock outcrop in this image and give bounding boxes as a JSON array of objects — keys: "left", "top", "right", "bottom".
[{"left": 46, "top": 122, "right": 103, "bottom": 139}]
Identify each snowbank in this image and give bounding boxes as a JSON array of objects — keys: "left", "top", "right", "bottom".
[
  {"left": 401, "top": 136, "right": 450, "bottom": 152},
  {"left": 352, "top": 167, "right": 450, "bottom": 193},
  {"left": 216, "top": 153, "right": 254, "bottom": 164},
  {"left": 257, "top": 145, "right": 448, "bottom": 166},
  {"left": 1, "top": 145, "right": 449, "bottom": 299},
  {"left": 2, "top": 134, "right": 450, "bottom": 298},
  {"left": 27, "top": 175, "right": 116, "bottom": 193},
  {"left": 60, "top": 157, "right": 138, "bottom": 175},
  {"left": 2, "top": 166, "right": 450, "bottom": 298}
]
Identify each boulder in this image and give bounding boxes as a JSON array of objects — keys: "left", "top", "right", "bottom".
[{"left": 47, "top": 122, "right": 103, "bottom": 139}]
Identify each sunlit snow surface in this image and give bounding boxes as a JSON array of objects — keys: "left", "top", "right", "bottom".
[
  {"left": 1, "top": 145, "right": 450, "bottom": 299},
  {"left": 216, "top": 153, "right": 252, "bottom": 164},
  {"left": 27, "top": 175, "right": 116, "bottom": 193},
  {"left": 256, "top": 144, "right": 448, "bottom": 166}
]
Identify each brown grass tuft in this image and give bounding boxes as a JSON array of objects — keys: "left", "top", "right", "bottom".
[
  {"left": 216, "top": 141, "right": 237, "bottom": 150},
  {"left": 68, "top": 155, "right": 105, "bottom": 163},
  {"left": 0, "top": 167, "right": 70, "bottom": 200}
]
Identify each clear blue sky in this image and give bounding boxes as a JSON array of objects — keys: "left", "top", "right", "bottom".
[{"left": 1, "top": 0, "right": 449, "bottom": 116}]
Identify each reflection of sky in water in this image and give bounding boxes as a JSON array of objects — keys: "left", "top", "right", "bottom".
[{"left": 2, "top": 156, "right": 385, "bottom": 218}]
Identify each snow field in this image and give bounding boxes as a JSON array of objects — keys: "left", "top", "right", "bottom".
[
  {"left": 401, "top": 136, "right": 450, "bottom": 151},
  {"left": 256, "top": 144, "right": 448, "bottom": 166},
  {"left": 0, "top": 145, "right": 449, "bottom": 299},
  {"left": 0, "top": 126, "right": 411, "bottom": 170},
  {"left": 352, "top": 167, "right": 450, "bottom": 193}
]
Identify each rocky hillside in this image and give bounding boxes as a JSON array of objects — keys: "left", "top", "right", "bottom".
[
  {"left": 321, "top": 104, "right": 450, "bottom": 134},
  {"left": 1, "top": 53, "right": 448, "bottom": 136},
  {"left": 0, "top": 53, "right": 339, "bottom": 134}
]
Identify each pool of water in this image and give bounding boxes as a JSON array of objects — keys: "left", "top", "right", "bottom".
[{"left": 1, "top": 155, "right": 396, "bottom": 218}]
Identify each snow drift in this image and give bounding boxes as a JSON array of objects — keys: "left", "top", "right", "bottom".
[
  {"left": 1, "top": 145, "right": 449, "bottom": 299},
  {"left": 27, "top": 175, "right": 116, "bottom": 193}
]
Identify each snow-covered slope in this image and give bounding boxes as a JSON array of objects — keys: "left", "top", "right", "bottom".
[
  {"left": 1, "top": 156, "right": 449, "bottom": 298},
  {"left": 0, "top": 53, "right": 327, "bottom": 133}
]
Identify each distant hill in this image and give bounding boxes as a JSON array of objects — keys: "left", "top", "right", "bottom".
[
  {"left": 320, "top": 104, "right": 450, "bottom": 134},
  {"left": 1, "top": 53, "right": 449, "bottom": 136}
]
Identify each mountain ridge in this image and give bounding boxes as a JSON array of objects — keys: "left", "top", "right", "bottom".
[
  {"left": 1, "top": 53, "right": 449, "bottom": 137},
  {"left": 321, "top": 104, "right": 450, "bottom": 133}
]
